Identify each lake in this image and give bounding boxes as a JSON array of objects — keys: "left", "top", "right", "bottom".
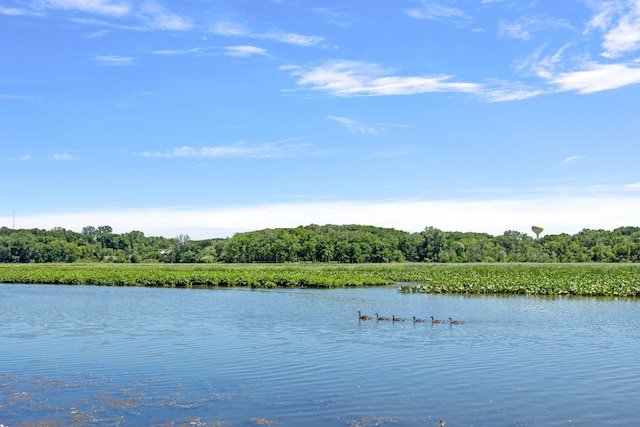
[{"left": 1, "top": 283, "right": 639, "bottom": 426}]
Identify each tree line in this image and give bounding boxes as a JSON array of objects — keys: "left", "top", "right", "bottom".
[{"left": 1, "top": 224, "right": 639, "bottom": 264}]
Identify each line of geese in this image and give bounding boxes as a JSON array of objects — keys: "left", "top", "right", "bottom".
[{"left": 358, "top": 311, "right": 463, "bottom": 324}]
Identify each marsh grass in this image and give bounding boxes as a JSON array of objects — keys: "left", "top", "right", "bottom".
[{"left": 1, "top": 263, "right": 639, "bottom": 296}]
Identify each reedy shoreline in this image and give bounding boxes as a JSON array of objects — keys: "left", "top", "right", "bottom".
[{"left": 1, "top": 263, "right": 639, "bottom": 297}]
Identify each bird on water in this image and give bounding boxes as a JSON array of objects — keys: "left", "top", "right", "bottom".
[
  {"left": 358, "top": 311, "right": 371, "bottom": 320},
  {"left": 449, "top": 317, "right": 463, "bottom": 324},
  {"left": 431, "top": 316, "right": 445, "bottom": 323},
  {"left": 375, "top": 313, "right": 389, "bottom": 321}
]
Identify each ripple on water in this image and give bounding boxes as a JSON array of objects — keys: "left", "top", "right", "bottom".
[{"left": 1, "top": 285, "right": 640, "bottom": 426}]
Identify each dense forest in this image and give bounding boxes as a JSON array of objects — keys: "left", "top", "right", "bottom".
[{"left": 1, "top": 224, "right": 639, "bottom": 264}]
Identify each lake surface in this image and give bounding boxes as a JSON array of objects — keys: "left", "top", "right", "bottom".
[{"left": 1, "top": 283, "right": 639, "bottom": 426}]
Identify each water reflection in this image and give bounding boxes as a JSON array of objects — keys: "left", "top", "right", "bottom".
[{"left": 1, "top": 284, "right": 639, "bottom": 426}]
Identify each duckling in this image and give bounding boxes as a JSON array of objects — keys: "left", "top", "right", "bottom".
[
  {"left": 430, "top": 316, "right": 445, "bottom": 323},
  {"left": 375, "top": 313, "right": 389, "bottom": 321},
  {"left": 413, "top": 316, "right": 425, "bottom": 323},
  {"left": 358, "top": 311, "right": 371, "bottom": 320},
  {"left": 449, "top": 317, "right": 464, "bottom": 324},
  {"left": 392, "top": 315, "right": 405, "bottom": 322}
]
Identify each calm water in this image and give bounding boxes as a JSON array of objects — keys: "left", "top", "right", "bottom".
[{"left": 1, "top": 283, "right": 639, "bottom": 427}]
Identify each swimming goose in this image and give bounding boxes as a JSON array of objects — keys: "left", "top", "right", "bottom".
[
  {"left": 358, "top": 311, "right": 371, "bottom": 320},
  {"left": 413, "top": 316, "right": 425, "bottom": 323},
  {"left": 375, "top": 313, "right": 389, "bottom": 321},
  {"left": 449, "top": 317, "right": 464, "bottom": 324},
  {"left": 430, "top": 316, "right": 444, "bottom": 323},
  {"left": 392, "top": 315, "right": 405, "bottom": 322}
]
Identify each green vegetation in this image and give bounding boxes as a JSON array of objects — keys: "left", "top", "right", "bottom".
[
  {"left": 1, "top": 263, "right": 640, "bottom": 297},
  {"left": 395, "top": 263, "right": 640, "bottom": 297},
  {"left": 1, "top": 224, "right": 640, "bottom": 264},
  {"left": 0, "top": 263, "right": 394, "bottom": 288}
]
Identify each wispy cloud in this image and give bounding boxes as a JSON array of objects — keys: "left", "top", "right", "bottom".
[
  {"left": 151, "top": 45, "right": 268, "bottom": 58},
  {"left": 210, "top": 20, "right": 249, "bottom": 37},
  {"left": 0, "top": 5, "right": 40, "bottom": 15},
  {"left": 404, "top": 0, "right": 472, "bottom": 27},
  {"left": 586, "top": 0, "right": 640, "bottom": 58},
  {"left": 210, "top": 20, "right": 324, "bottom": 46},
  {"left": 26, "top": 0, "right": 192, "bottom": 31},
  {"left": 623, "top": 182, "right": 640, "bottom": 190},
  {"left": 140, "top": 140, "right": 310, "bottom": 159},
  {"left": 52, "top": 153, "right": 79, "bottom": 161},
  {"left": 327, "top": 116, "right": 377, "bottom": 134},
  {"left": 517, "top": 41, "right": 640, "bottom": 94},
  {"left": 561, "top": 155, "right": 585, "bottom": 165},
  {"left": 93, "top": 54, "right": 135, "bottom": 66},
  {"left": 136, "top": 2, "right": 192, "bottom": 31},
  {"left": 70, "top": 17, "right": 140, "bottom": 31},
  {"left": 86, "top": 29, "right": 111, "bottom": 38},
  {"left": 223, "top": 45, "right": 268, "bottom": 57},
  {"left": 284, "top": 60, "right": 481, "bottom": 97},
  {"left": 40, "top": 0, "right": 132, "bottom": 17},
  {"left": 551, "top": 61, "right": 640, "bottom": 93},
  {"left": 151, "top": 47, "right": 208, "bottom": 55},
  {"left": 482, "top": 88, "right": 545, "bottom": 102},
  {"left": 313, "top": 7, "right": 352, "bottom": 28},
  {"left": 0, "top": 93, "right": 41, "bottom": 100},
  {"left": 499, "top": 16, "right": 573, "bottom": 41}
]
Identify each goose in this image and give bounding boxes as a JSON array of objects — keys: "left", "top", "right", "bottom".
[
  {"left": 358, "top": 311, "right": 371, "bottom": 320},
  {"left": 430, "top": 316, "right": 445, "bottom": 324},
  {"left": 440, "top": 420, "right": 446, "bottom": 427},
  {"left": 413, "top": 316, "right": 425, "bottom": 323},
  {"left": 392, "top": 315, "right": 405, "bottom": 322},
  {"left": 375, "top": 313, "right": 389, "bottom": 321},
  {"left": 449, "top": 317, "right": 464, "bottom": 324}
]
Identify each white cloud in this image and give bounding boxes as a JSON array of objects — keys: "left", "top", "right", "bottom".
[
  {"left": 0, "top": 6, "right": 39, "bottom": 15},
  {"left": 24, "top": 0, "right": 191, "bottom": 31},
  {"left": 551, "top": 61, "right": 640, "bottom": 93},
  {"left": 223, "top": 45, "right": 268, "bottom": 57},
  {"left": 139, "top": 140, "right": 310, "bottom": 159},
  {"left": 137, "top": 2, "right": 192, "bottom": 31},
  {"left": 586, "top": 0, "right": 640, "bottom": 58},
  {"left": 499, "top": 16, "right": 546, "bottom": 40},
  {"left": 52, "top": 153, "right": 79, "bottom": 160},
  {"left": 86, "top": 29, "right": 111, "bottom": 38},
  {"left": 518, "top": 42, "right": 640, "bottom": 94},
  {"left": 93, "top": 54, "right": 135, "bottom": 65},
  {"left": 515, "top": 44, "right": 571, "bottom": 80},
  {"left": 210, "top": 20, "right": 324, "bottom": 46},
  {"left": 151, "top": 47, "right": 207, "bottom": 55},
  {"left": 327, "top": 116, "right": 377, "bottom": 134},
  {"left": 210, "top": 20, "right": 250, "bottom": 37},
  {"left": 313, "top": 7, "right": 352, "bottom": 28},
  {"left": 7, "top": 195, "right": 640, "bottom": 239},
  {"left": 499, "top": 16, "right": 573, "bottom": 41},
  {"left": 405, "top": 0, "right": 472, "bottom": 27},
  {"left": 499, "top": 20, "right": 532, "bottom": 40},
  {"left": 41, "top": 0, "right": 131, "bottom": 16},
  {"left": 265, "top": 31, "right": 324, "bottom": 46},
  {"left": 561, "top": 155, "right": 585, "bottom": 165},
  {"left": 481, "top": 82, "right": 545, "bottom": 102},
  {"left": 285, "top": 60, "right": 481, "bottom": 97}
]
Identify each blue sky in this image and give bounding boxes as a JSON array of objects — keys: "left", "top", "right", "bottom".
[{"left": 2, "top": 0, "right": 640, "bottom": 239}]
